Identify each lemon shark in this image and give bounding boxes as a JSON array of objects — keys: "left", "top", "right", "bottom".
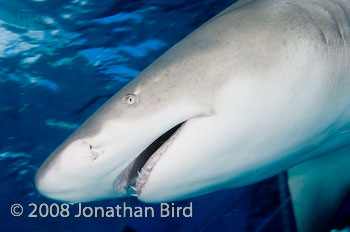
[{"left": 35, "top": 0, "right": 350, "bottom": 231}]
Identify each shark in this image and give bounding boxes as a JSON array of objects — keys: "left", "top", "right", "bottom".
[{"left": 35, "top": 0, "right": 350, "bottom": 231}]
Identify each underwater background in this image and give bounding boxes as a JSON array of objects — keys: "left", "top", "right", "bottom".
[{"left": 0, "top": 0, "right": 348, "bottom": 231}]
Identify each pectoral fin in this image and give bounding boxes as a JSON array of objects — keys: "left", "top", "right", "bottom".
[{"left": 288, "top": 147, "right": 350, "bottom": 232}]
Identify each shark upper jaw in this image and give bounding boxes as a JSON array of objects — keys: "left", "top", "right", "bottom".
[{"left": 113, "top": 120, "right": 187, "bottom": 198}]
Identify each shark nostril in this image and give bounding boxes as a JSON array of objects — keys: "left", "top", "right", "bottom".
[
  {"left": 81, "top": 141, "right": 92, "bottom": 149},
  {"left": 81, "top": 141, "right": 102, "bottom": 161},
  {"left": 91, "top": 148, "right": 100, "bottom": 161},
  {"left": 89, "top": 145, "right": 104, "bottom": 161}
]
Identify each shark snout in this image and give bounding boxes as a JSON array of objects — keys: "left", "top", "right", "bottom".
[
  {"left": 35, "top": 139, "right": 126, "bottom": 202},
  {"left": 35, "top": 168, "right": 72, "bottom": 202},
  {"left": 35, "top": 140, "right": 96, "bottom": 200},
  {"left": 35, "top": 160, "right": 77, "bottom": 202}
]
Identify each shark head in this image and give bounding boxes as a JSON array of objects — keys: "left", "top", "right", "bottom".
[
  {"left": 34, "top": 37, "right": 221, "bottom": 202},
  {"left": 34, "top": 55, "right": 221, "bottom": 202}
]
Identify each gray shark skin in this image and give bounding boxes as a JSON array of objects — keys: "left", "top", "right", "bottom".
[{"left": 35, "top": 0, "right": 350, "bottom": 231}]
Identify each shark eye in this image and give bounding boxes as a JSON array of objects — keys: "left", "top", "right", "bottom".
[{"left": 125, "top": 94, "right": 138, "bottom": 105}]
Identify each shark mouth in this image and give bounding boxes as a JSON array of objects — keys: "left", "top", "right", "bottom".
[{"left": 113, "top": 122, "right": 185, "bottom": 197}]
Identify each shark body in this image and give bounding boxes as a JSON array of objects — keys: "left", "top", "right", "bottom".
[{"left": 36, "top": 0, "right": 350, "bottom": 231}]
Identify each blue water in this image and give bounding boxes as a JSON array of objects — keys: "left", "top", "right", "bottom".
[{"left": 0, "top": 1, "right": 348, "bottom": 231}]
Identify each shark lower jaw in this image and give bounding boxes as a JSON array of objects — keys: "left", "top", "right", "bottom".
[{"left": 113, "top": 121, "right": 186, "bottom": 197}]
